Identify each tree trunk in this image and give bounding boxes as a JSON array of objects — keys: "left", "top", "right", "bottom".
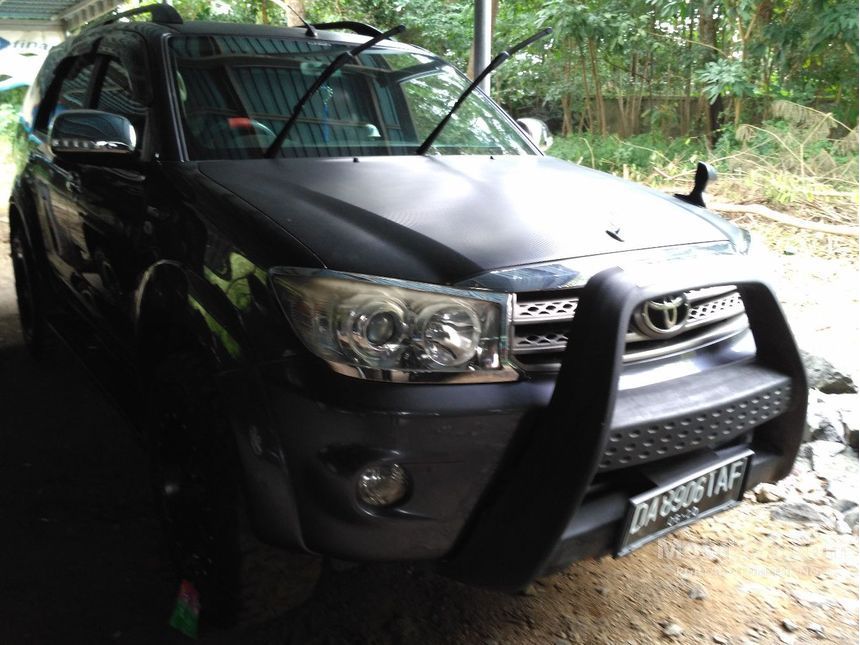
[
  {"left": 699, "top": 0, "right": 723, "bottom": 144},
  {"left": 682, "top": 15, "right": 694, "bottom": 135},
  {"left": 280, "top": 0, "right": 306, "bottom": 27},
  {"left": 617, "top": 96, "right": 628, "bottom": 137},
  {"left": 578, "top": 45, "right": 592, "bottom": 133},
  {"left": 587, "top": 39, "right": 606, "bottom": 135},
  {"left": 561, "top": 44, "right": 573, "bottom": 136},
  {"left": 629, "top": 52, "right": 640, "bottom": 135}
]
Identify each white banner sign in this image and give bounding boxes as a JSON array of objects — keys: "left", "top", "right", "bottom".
[{"left": 0, "top": 28, "right": 65, "bottom": 91}]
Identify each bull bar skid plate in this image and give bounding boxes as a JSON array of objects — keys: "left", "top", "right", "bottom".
[{"left": 440, "top": 258, "right": 808, "bottom": 590}]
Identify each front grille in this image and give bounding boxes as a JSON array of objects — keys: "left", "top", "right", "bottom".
[{"left": 512, "top": 285, "right": 747, "bottom": 369}]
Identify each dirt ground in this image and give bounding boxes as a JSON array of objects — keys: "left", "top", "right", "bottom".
[{"left": 0, "top": 208, "right": 857, "bottom": 644}]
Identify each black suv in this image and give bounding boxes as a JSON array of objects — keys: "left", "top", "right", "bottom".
[{"left": 10, "top": 3, "right": 807, "bottom": 628}]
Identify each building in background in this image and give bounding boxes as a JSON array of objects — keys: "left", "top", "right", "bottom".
[{"left": 0, "top": 0, "right": 123, "bottom": 90}]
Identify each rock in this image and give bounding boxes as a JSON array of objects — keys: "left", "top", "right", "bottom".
[
  {"left": 519, "top": 584, "right": 538, "bottom": 596},
  {"left": 785, "top": 529, "right": 815, "bottom": 546},
  {"left": 790, "top": 470, "right": 823, "bottom": 495},
  {"left": 661, "top": 622, "right": 683, "bottom": 638},
  {"left": 781, "top": 618, "right": 797, "bottom": 632},
  {"left": 687, "top": 585, "right": 707, "bottom": 600},
  {"left": 791, "top": 590, "right": 838, "bottom": 609},
  {"left": 802, "top": 490, "right": 830, "bottom": 506},
  {"left": 771, "top": 501, "right": 828, "bottom": 525},
  {"left": 833, "top": 498, "right": 858, "bottom": 512},
  {"left": 806, "top": 392, "right": 845, "bottom": 442},
  {"left": 834, "top": 519, "right": 851, "bottom": 534},
  {"left": 844, "top": 508, "right": 859, "bottom": 530},
  {"left": 747, "top": 623, "right": 767, "bottom": 637},
  {"left": 712, "top": 636, "right": 728, "bottom": 644},
  {"left": 807, "top": 440, "right": 846, "bottom": 464},
  {"left": 554, "top": 640, "right": 572, "bottom": 645},
  {"left": 802, "top": 351, "right": 857, "bottom": 394},
  {"left": 810, "top": 445, "right": 859, "bottom": 509},
  {"left": 827, "top": 478, "right": 860, "bottom": 508},
  {"left": 754, "top": 483, "right": 785, "bottom": 503},
  {"left": 806, "top": 390, "right": 860, "bottom": 447},
  {"left": 807, "top": 622, "right": 825, "bottom": 638},
  {"left": 806, "top": 442, "right": 859, "bottom": 504},
  {"left": 791, "top": 454, "right": 813, "bottom": 475}
]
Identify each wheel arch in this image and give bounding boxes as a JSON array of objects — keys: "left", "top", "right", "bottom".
[
  {"left": 8, "top": 183, "right": 46, "bottom": 268},
  {"left": 134, "top": 261, "right": 308, "bottom": 551},
  {"left": 134, "top": 260, "right": 251, "bottom": 373}
]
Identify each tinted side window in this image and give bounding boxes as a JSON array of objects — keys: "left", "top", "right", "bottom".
[
  {"left": 21, "top": 47, "right": 64, "bottom": 132},
  {"left": 95, "top": 60, "right": 147, "bottom": 136},
  {"left": 50, "top": 59, "right": 96, "bottom": 125}
]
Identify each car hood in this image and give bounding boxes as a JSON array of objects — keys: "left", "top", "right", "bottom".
[{"left": 197, "top": 155, "right": 737, "bottom": 285}]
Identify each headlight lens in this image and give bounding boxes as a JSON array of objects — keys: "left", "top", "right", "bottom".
[
  {"left": 418, "top": 304, "right": 481, "bottom": 367},
  {"left": 271, "top": 269, "right": 512, "bottom": 379}
]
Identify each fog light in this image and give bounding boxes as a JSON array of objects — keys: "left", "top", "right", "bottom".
[{"left": 357, "top": 463, "right": 409, "bottom": 507}]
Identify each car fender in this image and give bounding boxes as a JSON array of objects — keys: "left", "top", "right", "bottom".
[{"left": 134, "top": 260, "right": 308, "bottom": 550}]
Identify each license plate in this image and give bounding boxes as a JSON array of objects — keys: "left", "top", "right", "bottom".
[{"left": 617, "top": 449, "right": 752, "bottom": 556}]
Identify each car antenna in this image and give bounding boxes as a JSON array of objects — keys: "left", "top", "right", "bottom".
[
  {"left": 272, "top": 0, "right": 318, "bottom": 38},
  {"left": 415, "top": 27, "right": 552, "bottom": 156},
  {"left": 264, "top": 24, "right": 406, "bottom": 158}
]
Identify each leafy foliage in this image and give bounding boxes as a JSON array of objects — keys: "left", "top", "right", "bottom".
[
  {"left": 697, "top": 60, "right": 755, "bottom": 105},
  {"left": 548, "top": 132, "right": 709, "bottom": 177},
  {"left": 164, "top": 0, "right": 860, "bottom": 132}
]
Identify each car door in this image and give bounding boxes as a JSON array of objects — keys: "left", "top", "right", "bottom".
[
  {"left": 71, "top": 33, "right": 152, "bottom": 345},
  {"left": 29, "top": 54, "right": 99, "bottom": 292}
]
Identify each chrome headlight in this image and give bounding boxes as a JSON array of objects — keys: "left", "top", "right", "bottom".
[{"left": 271, "top": 269, "right": 516, "bottom": 382}]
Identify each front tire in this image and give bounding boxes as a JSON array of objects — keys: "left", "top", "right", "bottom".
[{"left": 146, "top": 352, "right": 320, "bottom": 629}]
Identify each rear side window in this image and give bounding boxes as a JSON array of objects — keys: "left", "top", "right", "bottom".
[
  {"left": 47, "top": 59, "right": 96, "bottom": 128},
  {"left": 21, "top": 48, "right": 64, "bottom": 132},
  {"left": 95, "top": 60, "right": 147, "bottom": 138},
  {"left": 20, "top": 84, "right": 42, "bottom": 133}
]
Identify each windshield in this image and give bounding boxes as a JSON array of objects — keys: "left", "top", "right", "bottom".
[{"left": 169, "top": 35, "right": 535, "bottom": 159}]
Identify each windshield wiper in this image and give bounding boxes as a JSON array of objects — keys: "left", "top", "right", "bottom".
[
  {"left": 264, "top": 24, "right": 406, "bottom": 158},
  {"left": 415, "top": 27, "right": 552, "bottom": 156}
]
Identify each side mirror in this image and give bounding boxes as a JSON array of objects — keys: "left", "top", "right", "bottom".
[
  {"left": 516, "top": 117, "right": 554, "bottom": 152},
  {"left": 674, "top": 162, "right": 717, "bottom": 208},
  {"left": 50, "top": 109, "right": 137, "bottom": 162}
]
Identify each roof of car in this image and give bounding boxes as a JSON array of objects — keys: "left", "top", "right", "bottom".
[{"left": 85, "top": 18, "right": 424, "bottom": 54}]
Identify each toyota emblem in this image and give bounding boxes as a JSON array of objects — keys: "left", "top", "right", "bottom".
[{"left": 634, "top": 293, "right": 690, "bottom": 338}]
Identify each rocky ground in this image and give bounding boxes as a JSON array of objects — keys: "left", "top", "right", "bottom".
[{"left": 0, "top": 204, "right": 857, "bottom": 644}]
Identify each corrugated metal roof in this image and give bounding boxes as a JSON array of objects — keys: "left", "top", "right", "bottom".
[
  {"left": 0, "top": 0, "right": 78, "bottom": 21},
  {"left": 0, "top": 0, "right": 123, "bottom": 29}
]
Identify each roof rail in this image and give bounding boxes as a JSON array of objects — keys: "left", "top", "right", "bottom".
[
  {"left": 85, "top": 3, "right": 183, "bottom": 30},
  {"left": 311, "top": 21, "right": 383, "bottom": 37}
]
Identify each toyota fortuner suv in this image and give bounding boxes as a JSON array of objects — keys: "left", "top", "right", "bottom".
[{"left": 9, "top": 3, "right": 807, "bottom": 628}]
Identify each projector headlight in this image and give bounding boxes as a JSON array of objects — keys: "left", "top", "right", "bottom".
[{"left": 271, "top": 269, "right": 516, "bottom": 382}]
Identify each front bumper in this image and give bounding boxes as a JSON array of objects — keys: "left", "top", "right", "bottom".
[{"left": 226, "top": 261, "right": 807, "bottom": 589}]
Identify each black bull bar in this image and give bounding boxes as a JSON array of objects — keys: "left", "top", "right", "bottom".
[{"left": 441, "top": 259, "right": 808, "bottom": 590}]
